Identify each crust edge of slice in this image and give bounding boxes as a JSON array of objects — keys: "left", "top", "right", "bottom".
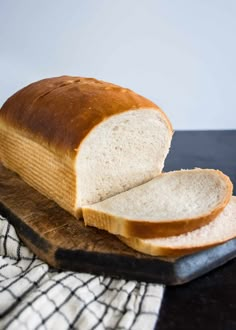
[
  {"left": 82, "top": 169, "right": 233, "bottom": 239},
  {"left": 119, "top": 196, "right": 236, "bottom": 257}
]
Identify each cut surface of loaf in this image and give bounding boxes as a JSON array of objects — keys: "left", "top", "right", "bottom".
[
  {"left": 120, "top": 196, "right": 236, "bottom": 257},
  {"left": 82, "top": 169, "right": 233, "bottom": 238},
  {"left": 0, "top": 76, "right": 173, "bottom": 217}
]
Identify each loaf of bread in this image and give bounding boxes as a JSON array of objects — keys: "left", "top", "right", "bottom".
[
  {"left": 82, "top": 169, "right": 233, "bottom": 238},
  {"left": 119, "top": 196, "right": 236, "bottom": 256},
  {"left": 0, "top": 76, "right": 173, "bottom": 217}
]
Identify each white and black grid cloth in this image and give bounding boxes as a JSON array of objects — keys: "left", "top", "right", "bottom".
[{"left": 0, "top": 214, "right": 164, "bottom": 330}]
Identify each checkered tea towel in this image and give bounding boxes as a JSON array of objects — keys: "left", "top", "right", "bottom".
[{"left": 0, "top": 214, "right": 164, "bottom": 330}]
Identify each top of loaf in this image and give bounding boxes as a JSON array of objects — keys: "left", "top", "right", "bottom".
[{"left": 0, "top": 76, "right": 172, "bottom": 157}]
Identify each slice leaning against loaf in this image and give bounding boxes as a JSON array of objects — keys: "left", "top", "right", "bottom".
[
  {"left": 119, "top": 196, "right": 236, "bottom": 257},
  {"left": 0, "top": 76, "right": 172, "bottom": 218},
  {"left": 82, "top": 169, "right": 233, "bottom": 238}
]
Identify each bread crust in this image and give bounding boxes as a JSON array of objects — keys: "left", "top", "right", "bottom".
[
  {"left": 119, "top": 236, "right": 224, "bottom": 257},
  {"left": 82, "top": 169, "right": 233, "bottom": 238},
  {"left": 0, "top": 76, "right": 173, "bottom": 158},
  {"left": 119, "top": 196, "right": 236, "bottom": 257}
]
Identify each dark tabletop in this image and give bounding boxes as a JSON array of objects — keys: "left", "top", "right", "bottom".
[{"left": 156, "top": 130, "right": 236, "bottom": 330}]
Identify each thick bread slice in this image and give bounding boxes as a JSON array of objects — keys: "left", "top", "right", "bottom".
[
  {"left": 82, "top": 169, "right": 233, "bottom": 238},
  {"left": 0, "top": 76, "right": 172, "bottom": 217},
  {"left": 120, "top": 196, "right": 236, "bottom": 257}
]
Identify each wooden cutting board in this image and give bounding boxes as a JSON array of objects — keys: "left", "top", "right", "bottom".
[{"left": 0, "top": 163, "right": 236, "bottom": 285}]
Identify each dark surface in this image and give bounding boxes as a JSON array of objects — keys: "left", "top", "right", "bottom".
[
  {"left": 56, "top": 239, "right": 236, "bottom": 285},
  {"left": 1, "top": 162, "right": 236, "bottom": 285},
  {"left": 157, "top": 130, "right": 236, "bottom": 330}
]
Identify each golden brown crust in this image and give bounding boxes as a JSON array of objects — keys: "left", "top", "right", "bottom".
[
  {"left": 120, "top": 196, "right": 236, "bottom": 257},
  {"left": 83, "top": 169, "right": 233, "bottom": 239},
  {"left": 83, "top": 204, "right": 225, "bottom": 238},
  {"left": 0, "top": 125, "right": 78, "bottom": 217},
  {"left": 119, "top": 235, "right": 224, "bottom": 257},
  {"left": 0, "top": 76, "right": 172, "bottom": 158}
]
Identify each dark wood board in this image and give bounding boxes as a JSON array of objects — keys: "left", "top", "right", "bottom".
[{"left": 0, "top": 163, "right": 236, "bottom": 285}]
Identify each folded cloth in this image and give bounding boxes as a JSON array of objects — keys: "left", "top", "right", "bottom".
[{"left": 0, "top": 214, "right": 164, "bottom": 330}]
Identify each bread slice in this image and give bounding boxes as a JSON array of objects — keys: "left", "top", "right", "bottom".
[
  {"left": 0, "top": 76, "right": 172, "bottom": 217},
  {"left": 119, "top": 196, "right": 236, "bottom": 257},
  {"left": 82, "top": 169, "right": 233, "bottom": 238}
]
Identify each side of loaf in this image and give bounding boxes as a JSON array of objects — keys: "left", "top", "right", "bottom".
[
  {"left": 82, "top": 169, "right": 233, "bottom": 238},
  {"left": 0, "top": 76, "right": 173, "bottom": 217},
  {"left": 119, "top": 196, "right": 236, "bottom": 257}
]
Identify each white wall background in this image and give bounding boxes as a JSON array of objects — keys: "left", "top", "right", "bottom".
[{"left": 0, "top": 0, "right": 236, "bottom": 129}]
